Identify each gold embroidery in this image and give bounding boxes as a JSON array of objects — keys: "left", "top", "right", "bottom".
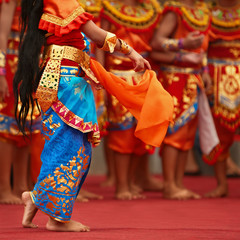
[
  {"left": 36, "top": 59, "right": 61, "bottom": 112},
  {"left": 41, "top": 6, "right": 85, "bottom": 27},
  {"left": 213, "top": 65, "right": 240, "bottom": 130},
  {"left": 45, "top": 44, "right": 98, "bottom": 83},
  {"left": 211, "top": 3, "right": 240, "bottom": 29},
  {"left": 165, "top": 1, "right": 210, "bottom": 31},
  {"left": 8, "top": 57, "right": 18, "bottom": 74},
  {"left": 36, "top": 44, "right": 100, "bottom": 112},
  {"left": 42, "top": 114, "right": 61, "bottom": 140},
  {"left": 172, "top": 96, "right": 181, "bottom": 121},
  {"left": 221, "top": 66, "right": 240, "bottom": 98},
  {"left": 182, "top": 75, "right": 198, "bottom": 110},
  {"left": 102, "top": 0, "right": 161, "bottom": 30},
  {"left": 229, "top": 48, "right": 240, "bottom": 58},
  {"left": 166, "top": 73, "right": 180, "bottom": 85}
]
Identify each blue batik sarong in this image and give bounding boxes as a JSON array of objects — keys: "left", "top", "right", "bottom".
[{"left": 31, "top": 65, "right": 96, "bottom": 222}]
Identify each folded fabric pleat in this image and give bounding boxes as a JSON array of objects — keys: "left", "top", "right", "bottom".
[{"left": 90, "top": 59, "right": 173, "bottom": 147}]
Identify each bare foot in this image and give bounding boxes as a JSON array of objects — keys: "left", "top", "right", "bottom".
[
  {"left": 0, "top": 191, "right": 22, "bottom": 205},
  {"left": 22, "top": 191, "right": 38, "bottom": 228},
  {"left": 101, "top": 177, "right": 115, "bottom": 187},
  {"left": 76, "top": 195, "right": 89, "bottom": 203},
  {"left": 204, "top": 185, "right": 228, "bottom": 198},
  {"left": 129, "top": 184, "right": 145, "bottom": 199},
  {"left": 226, "top": 157, "right": 240, "bottom": 177},
  {"left": 139, "top": 177, "right": 163, "bottom": 192},
  {"left": 115, "top": 191, "right": 133, "bottom": 200},
  {"left": 176, "top": 184, "right": 201, "bottom": 200},
  {"left": 131, "top": 192, "right": 146, "bottom": 200},
  {"left": 80, "top": 190, "right": 103, "bottom": 200},
  {"left": 185, "top": 189, "right": 201, "bottom": 199},
  {"left": 129, "top": 183, "right": 143, "bottom": 194},
  {"left": 164, "top": 184, "right": 199, "bottom": 200},
  {"left": 46, "top": 218, "right": 90, "bottom": 232}
]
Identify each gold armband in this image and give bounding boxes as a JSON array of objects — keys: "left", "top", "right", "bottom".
[
  {"left": 0, "top": 50, "right": 6, "bottom": 68},
  {"left": 202, "top": 54, "right": 208, "bottom": 67},
  {"left": 118, "top": 39, "right": 132, "bottom": 55},
  {"left": 161, "top": 39, "right": 183, "bottom": 51},
  {"left": 100, "top": 32, "right": 117, "bottom": 53}
]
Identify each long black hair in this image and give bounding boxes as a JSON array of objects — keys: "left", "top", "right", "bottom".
[{"left": 13, "top": 0, "right": 45, "bottom": 134}]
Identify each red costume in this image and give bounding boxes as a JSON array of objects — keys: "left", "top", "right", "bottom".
[
  {"left": 208, "top": 1, "right": 240, "bottom": 161},
  {"left": 159, "top": 1, "right": 210, "bottom": 151},
  {"left": 100, "top": 0, "right": 162, "bottom": 154}
]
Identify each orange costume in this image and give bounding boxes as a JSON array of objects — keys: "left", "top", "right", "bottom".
[
  {"left": 100, "top": 0, "right": 162, "bottom": 154},
  {"left": 0, "top": 0, "right": 41, "bottom": 147},
  {"left": 208, "top": 2, "right": 240, "bottom": 161},
  {"left": 159, "top": 1, "right": 211, "bottom": 152}
]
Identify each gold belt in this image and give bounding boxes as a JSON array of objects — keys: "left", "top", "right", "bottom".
[
  {"left": 36, "top": 44, "right": 98, "bottom": 112},
  {"left": 43, "top": 44, "right": 90, "bottom": 70}
]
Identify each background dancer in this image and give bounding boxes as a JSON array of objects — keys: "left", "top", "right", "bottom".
[
  {"left": 97, "top": 0, "right": 162, "bottom": 200},
  {"left": 206, "top": 0, "right": 240, "bottom": 197},
  {"left": 151, "top": 0, "right": 212, "bottom": 200}
]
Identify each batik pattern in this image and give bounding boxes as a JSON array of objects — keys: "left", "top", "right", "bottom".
[{"left": 31, "top": 108, "right": 91, "bottom": 222}]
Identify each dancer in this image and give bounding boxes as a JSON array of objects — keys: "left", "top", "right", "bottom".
[
  {"left": 0, "top": 0, "right": 40, "bottom": 204},
  {"left": 206, "top": 0, "right": 240, "bottom": 197},
  {"left": 98, "top": 0, "right": 162, "bottom": 199},
  {"left": 14, "top": 0, "right": 172, "bottom": 232},
  {"left": 151, "top": 0, "right": 212, "bottom": 200}
]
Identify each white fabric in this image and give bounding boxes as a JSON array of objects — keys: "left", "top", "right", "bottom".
[{"left": 198, "top": 90, "right": 219, "bottom": 155}]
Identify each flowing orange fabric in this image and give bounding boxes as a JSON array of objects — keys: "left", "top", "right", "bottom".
[{"left": 90, "top": 59, "right": 173, "bottom": 147}]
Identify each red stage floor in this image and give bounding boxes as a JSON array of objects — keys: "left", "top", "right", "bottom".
[{"left": 0, "top": 176, "right": 240, "bottom": 240}]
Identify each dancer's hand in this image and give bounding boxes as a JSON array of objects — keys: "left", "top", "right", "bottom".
[
  {"left": 183, "top": 31, "right": 204, "bottom": 50},
  {"left": 182, "top": 52, "right": 204, "bottom": 65},
  {"left": 127, "top": 49, "right": 151, "bottom": 72},
  {"left": 0, "top": 76, "right": 9, "bottom": 101}
]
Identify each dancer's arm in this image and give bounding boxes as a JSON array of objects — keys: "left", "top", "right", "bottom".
[
  {"left": 81, "top": 20, "right": 151, "bottom": 72},
  {"left": 151, "top": 12, "right": 204, "bottom": 52},
  {"left": 94, "top": 18, "right": 111, "bottom": 67},
  {"left": 0, "top": 0, "right": 17, "bottom": 100},
  {"left": 150, "top": 51, "right": 204, "bottom": 65},
  {"left": 150, "top": 12, "right": 204, "bottom": 64}
]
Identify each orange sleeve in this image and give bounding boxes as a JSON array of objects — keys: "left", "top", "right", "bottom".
[
  {"left": 39, "top": 0, "right": 94, "bottom": 37},
  {"left": 90, "top": 59, "right": 173, "bottom": 147}
]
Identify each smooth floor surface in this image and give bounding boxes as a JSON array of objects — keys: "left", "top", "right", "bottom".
[{"left": 0, "top": 176, "right": 240, "bottom": 240}]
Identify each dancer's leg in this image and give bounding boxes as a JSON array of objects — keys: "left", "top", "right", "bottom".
[
  {"left": 129, "top": 154, "right": 145, "bottom": 199},
  {"left": 162, "top": 145, "right": 190, "bottom": 200},
  {"left": 205, "top": 160, "right": 228, "bottom": 198},
  {"left": 176, "top": 150, "right": 201, "bottom": 199},
  {"left": 12, "top": 146, "right": 30, "bottom": 197},
  {"left": 101, "top": 136, "right": 115, "bottom": 187},
  {"left": 136, "top": 154, "right": 163, "bottom": 191},
  {"left": 0, "top": 141, "right": 22, "bottom": 204},
  {"left": 114, "top": 151, "right": 132, "bottom": 200}
]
